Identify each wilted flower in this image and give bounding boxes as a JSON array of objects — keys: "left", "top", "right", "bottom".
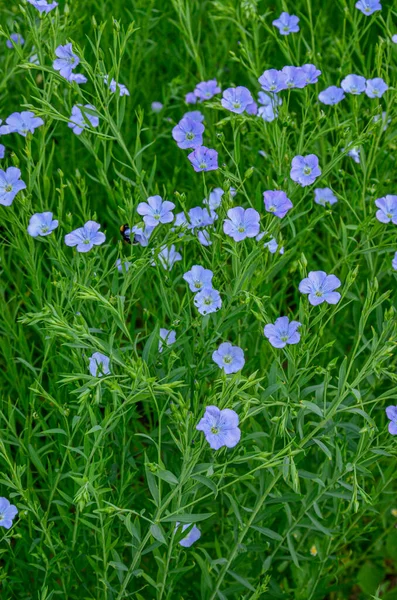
[
  {"left": 115, "top": 258, "right": 131, "bottom": 272},
  {"left": 177, "top": 523, "right": 201, "bottom": 547},
  {"left": 194, "top": 79, "right": 221, "bottom": 101},
  {"left": 258, "top": 69, "right": 287, "bottom": 93},
  {"left": 89, "top": 352, "right": 110, "bottom": 377},
  {"left": 53, "top": 43, "right": 80, "bottom": 80},
  {"left": 172, "top": 116, "right": 204, "bottom": 149},
  {"left": 258, "top": 91, "right": 281, "bottom": 122},
  {"left": 68, "top": 73, "right": 87, "bottom": 84},
  {"left": 257, "top": 232, "right": 284, "bottom": 254},
  {"left": 185, "top": 92, "right": 197, "bottom": 105},
  {"left": 221, "top": 87, "right": 254, "bottom": 114},
  {"left": 263, "top": 190, "right": 293, "bottom": 218},
  {"left": 27, "top": 0, "right": 58, "bottom": 12},
  {"left": 187, "top": 207, "right": 214, "bottom": 230},
  {"left": 264, "top": 317, "right": 301, "bottom": 348},
  {"left": 159, "top": 329, "right": 176, "bottom": 353},
  {"left": 194, "top": 288, "right": 222, "bottom": 315},
  {"left": 290, "top": 154, "right": 321, "bottom": 186},
  {"left": 0, "top": 498, "right": 18, "bottom": 529},
  {"left": 365, "top": 77, "right": 388, "bottom": 98},
  {"left": 314, "top": 188, "right": 337, "bottom": 206},
  {"left": 68, "top": 105, "right": 99, "bottom": 135},
  {"left": 0, "top": 167, "right": 26, "bottom": 206},
  {"left": 223, "top": 207, "right": 260, "bottom": 241},
  {"left": 301, "top": 64, "right": 322, "bottom": 84},
  {"left": 204, "top": 187, "right": 224, "bottom": 210},
  {"left": 183, "top": 265, "right": 213, "bottom": 292},
  {"left": 196, "top": 406, "right": 241, "bottom": 450},
  {"left": 341, "top": 74, "right": 366, "bottom": 95},
  {"left": 299, "top": 271, "right": 341, "bottom": 305},
  {"left": 355, "top": 0, "right": 382, "bottom": 15},
  {"left": 151, "top": 101, "right": 163, "bottom": 112},
  {"left": 282, "top": 66, "right": 307, "bottom": 89},
  {"left": 386, "top": 406, "right": 397, "bottom": 435},
  {"left": 104, "top": 76, "right": 130, "bottom": 96},
  {"left": 375, "top": 195, "right": 397, "bottom": 224},
  {"left": 318, "top": 86, "right": 345, "bottom": 105},
  {"left": 346, "top": 147, "right": 361, "bottom": 164},
  {"left": 188, "top": 146, "right": 218, "bottom": 172},
  {"left": 137, "top": 195, "right": 175, "bottom": 227},
  {"left": 64, "top": 221, "right": 106, "bottom": 252},
  {"left": 212, "top": 342, "right": 245, "bottom": 374},
  {"left": 154, "top": 245, "right": 182, "bottom": 270},
  {"left": 197, "top": 229, "right": 212, "bottom": 246},
  {"left": 272, "top": 12, "right": 300, "bottom": 35},
  {"left": 6, "top": 33, "right": 24, "bottom": 48},
  {"left": 27, "top": 212, "right": 58, "bottom": 237},
  {"left": 0, "top": 111, "right": 44, "bottom": 136}
]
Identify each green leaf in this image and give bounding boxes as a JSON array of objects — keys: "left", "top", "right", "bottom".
[
  {"left": 162, "top": 513, "right": 214, "bottom": 524},
  {"left": 149, "top": 524, "right": 166, "bottom": 544}
]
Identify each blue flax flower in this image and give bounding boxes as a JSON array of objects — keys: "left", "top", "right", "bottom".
[
  {"left": 301, "top": 64, "right": 322, "bottom": 84},
  {"left": 130, "top": 224, "right": 155, "bottom": 246},
  {"left": 204, "top": 187, "right": 224, "bottom": 210},
  {"left": 258, "top": 92, "right": 281, "bottom": 122},
  {"left": 196, "top": 406, "right": 240, "bottom": 450},
  {"left": 159, "top": 329, "right": 176, "bottom": 353},
  {"left": 0, "top": 168, "right": 26, "bottom": 206},
  {"left": 0, "top": 145, "right": 5, "bottom": 159},
  {"left": 0, "top": 111, "right": 44, "bottom": 136},
  {"left": 264, "top": 317, "right": 301, "bottom": 348},
  {"left": 154, "top": 245, "right": 182, "bottom": 271},
  {"left": 187, "top": 207, "right": 214, "bottom": 230},
  {"left": 341, "top": 74, "right": 366, "bottom": 95},
  {"left": 223, "top": 207, "right": 260, "bottom": 241},
  {"left": 318, "top": 86, "right": 345, "bottom": 105},
  {"left": 177, "top": 523, "right": 201, "bottom": 548},
  {"left": 183, "top": 265, "right": 213, "bottom": 292},
  {"left": 212, "top": 342, "right": 245, "bottom": 374},
  {"left": 53, "top": 44, "right": 80, "bottom": 79},
  {"left": 89, "top": 352, "right": 110, "bottom": 377},
  {"left": 137, "top": 195, "right": 175, "bottom": 227},
  {"left": 185, "top": 92, "right": 197, "bottom": 105},
  {"left": 290, "top": 154, "right": 321, "bottom": 187},
  {"left": 194, "top": 79, "right": 221, "bottom": 101},
  {"left": 151, "top": 101, "right": 163, "bottom": 112},
  {"left": 263, "top": 190, "right": 293, "bottom": 218},
  {"left": 386, "top": 406, "right": 397, "bottom": 435},
  {"left": 104, "top": 76, "right": 130, "bottom": 96},
  {"left": 198, "top": 229, "right": 213, "bottom": 246},
  {"left": 28, "top": 212, "right": 58, "bottom": 237},
  {"left": 314, "top": 188, "right": 337, "bottom": 206},
  {"left": 194, "top": 288, "right": 221, "bottom": 315},
  {"left": 172, "top": 116, "right": 204, "bottom": 149},
  {"left": 6, "top": 34, "right": 24, "bottom": 48},
  {"left": 355, "top": 0, "right": 382, "bottom": 15},
  {"left": 184, "top": 110, "right": 204, "bottom": 122},
  {"left": 282, "top": 66, "right": 307, "bottom": 89},
  {"left": 68, "top": 105, "right": 99, "bottom": 135},
  {"left": 221, "top": 87, "right": 254, "bottom": 114},
  {"left": 392, "top": 252, "right": 397, "bottom": 270},
  {"left": 258, "top": 69, "right": 287, "bottom": 93},
  {"left": 299, "top": 271, "right": 341, "bottom": 305},
  {"left": 64, "top": 221, "right": 105, "bottom": 252},
  {"left": 246, "top": 101, "right": 258, "bottom": 115},
  {"left": 365, "top": 78, "right": 388, "bottom": 98},
  {"left": 27, "top": 0, "right": 58, "bottom": 12},
  {"left": 188, "top": 146, "right": 218, "bottom": 172},
  {"left": 115, "top": 258, "right": 131, "bottom": 273},
  {"left": 0, "top": 497, "right": 18, "bottom": 529},
  {"left": 272, "top": 12, "right": 300, "bottom": 35},
  {"left": 375, "top": 195, "right": 397, "bottom": 224}
]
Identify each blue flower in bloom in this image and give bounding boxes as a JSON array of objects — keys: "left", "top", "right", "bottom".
[
  {"left": 130, "top": 224, "right": 155, "bottom": 246},
  {"left": 386, "top": 406, "right": 397, "bottom": 435},
  {"left": 0, "top": 497, "right": 18, "bottom": 529},
  {"left": 89, "top": 352, "right": 110, "bottom": 377},
  {"left": 177, "top": 523, "right": 201, "bottom": 548},
  {"left": 263, "top": 190, "right": 293, "bottom": 218},
  {"left": 258, "top": 92, "right": 281, "bottom": 122},
  {"left": 104, "top": 76, "right": 130, "bottom": 96},
  {"left": 392, "top": 252, "right": 397, "bottom": 271},
  {"left": 0, "top": 111, "right": 44, "bottom": 136},
  {"left": 223, "top": 207, "right": 260, "bottom": 242},
  {"left": 355, "top": 0, "right": 382, "bottom": 15},
  {"left": 194, "top": 288, "right": 222, "bottom": 315},
  {"left": 204, "top": 187, "right": 224, "bottom": 211},
  {"left": 184, "top": 111, "right": 204, "bottom": 122},
  {"left": 27, "top": 0, "right": 58, "bottom": 12},
  {"left": 188, "top": 146, "right": 218, "bottom": 172},
  {"left": 375, "top": 195, "right": 397, "bottom": 224},
  {"left": 258, "top": 69, "right": 287, "bottom": 93},
  {"left": 172, "top": 116, "right": 204, "bottom": 149},
  {"left": 159, "top": 329, "right": 176, "bottom": 353},
  {"left": 212, "top": 342, "right": 245, "bottom": 374},
  {"left": 0, "top": 145, "right": 4, "bottom": 159},
  {"left": 314, "top": 188, "right": 337, "bottom": 206},
  {"left": 153, "top": 245, "right": 182, "bottom": 271},
  {"left": 27, "top": 212, "right": 58, "bottom": 237},
  {"left": 318, "top": 86, "right": 345, "bottom": 105},
  {"left": 301, "top": 64, "right": 322, "bottom": 84},
  {"left": 196, "top": 406, "right": 241, "bottom": 450},
  {"left": 68, "top": 105, "right": 99, "bottom": 135},
  {"left": 53, "top": 44, "right": 80, "bottom": 79},
  {"left": 221, "top": 87, "right": 254, "bottom": 114},
  {"left": 6, "top": 34, "right": 25, "bottom": 49},
  {"left": 264, "top": 317, "right": 301, "bottom": 349},
  {"left": 185, "top": 92, "right": 197, "bottom": 105},
  {"left": 299, "top": 271, "right": 341, "bottom": 306},
  {"left": 341, "top": 74, "right": 366, "bottom": 95},
  {"left": 115, "top": 258, "right": 131, "bottom": 272},
  {"left": 64, "top": 221, "right": 106, "bottom": 252},
  {"left": 183, "top": 265, "right": 213, "bottom": 292},
  {"left": 282, "top": 66, "right": 307, "bottom": 89},
  {"left": 137, "top": 195, "right": 175, "bottom": 227},
  {"left": 365, "top": 78, "right": 388, "bottom": 98},
  {"left": 290, "top": 154, "right": 321, "bottom": 187},
  {"left": 194, "top": 79, "right": 221, "bottom": 101},
  {"left": 151, "top": 101, "right": 163, "bottom": 112},
  {"left": 272, "top": 12, "right": 300, "bottom": 35},
  {"left": 0, "top": 168, "right": 26, "bottom": 206}
]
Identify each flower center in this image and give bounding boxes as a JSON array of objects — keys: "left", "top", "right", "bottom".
[
  {"left": 5, "top": 184, "right": 12, "bottom": 192},
  {"left": 211, "top": 426, "right": 219, "bottom": 434},
  {"left": 283, "top": 26, "right": 290, "bottom": 31},
  {"left": 281, "top": 335, "right": 289, "bottom": 341},
  {"left": 238, "top": 226, "right": 245, "bottom": 232},
  {"left": 233, "top": 102, "right": 241, "bottom": 109},
  {"left": 199, "top": 162, "right": 207, "bottom": 169},
  {"left": 223, "top": 355, "right": 232, "bottom": 364},
  {"left": 204, "top": 297, "right": 212, "bottom": 305},
  {"left": 83, "top": 239, "right": 90, "bottom": 244},
  {"left": 269, "top": 84, "right": 276, "bottom": 91},
  {"left": 303, "top": 166, "right": 312, "bottom": 175},
  {"left": 186, "top": 132, "right": 194, "bottom": 140},
  {"left": 41, "top": 226, "right": 49, "bottom": 233},
  {"left": 315, "top": 291, "right": 323, "bottom": 297},
  {"left": 387, "top": 212, "right": 392, "bottom": 219},
  {"left": 194, "top": 281, "right": 202, "bottom": 288},
  {"left": 269, "top": 206, "right": 275, "bottom": 212}
]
